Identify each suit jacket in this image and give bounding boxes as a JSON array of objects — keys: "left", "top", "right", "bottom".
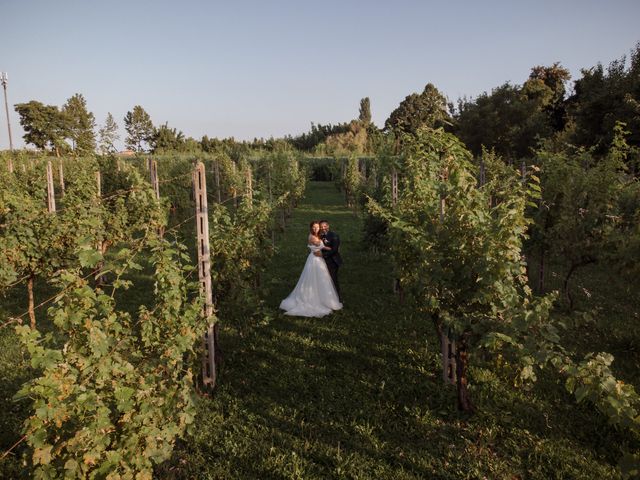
[{"left": 321, "top": 231, "right": 343, "bottom": 267}]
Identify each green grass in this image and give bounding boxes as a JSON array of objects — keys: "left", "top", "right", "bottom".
[
  {"left": 157, "top": 182, "right": 630, "bottom": 479},
  {"left": 1, "top": 181, "right": 636, "bottom": 479}
]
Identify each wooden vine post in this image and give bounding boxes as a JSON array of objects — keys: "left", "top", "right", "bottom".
[
  {"left": 46, "top": 161, "right": 56, "bottom": 213},
  {"left": 439, "top": 164, "right": 456, "bottom": 386},
  {"left": 266, "top": 160, "right": 273, "bottom": 203},
  {"left": 391, "top": 167, "right": 398, "bottom": 206},
  {"left": 193, "top": 161, "right": 218, "bottom": 389},
  {"left": 267, "top": 159, "right": 276, "bottom": 245},
  {"left": 371, "top": 163, "right": 378, "bottom": 189},
  {"left": 231, "top": 161, "right": 238, "bottom": 209},
  {"left": 479, "top": 158, "right": 494, "bottom": 208},
  {"left": 149, "top": 159, "right": 164, "bottom": 237},
  {"left": 7, "top": 156, "right": 13, "bottom": 173},
  {"left": 149, "top": 159, "right": 160, "bottom": 200},
  {"left": 95, "top": 170, "right": 108, "bottom": 286},
  {"left": 537, "top": 159, "right": 545, "bottom": 293},
  {"left": 341, "top": 158, "right": 348, "bottom": 205},
  {"left": 520, "top": 160, "right": 530, "bottom": 279},
  {"left": 391, "top": 138, "right": 403, "bottom": 298},
  {"left": 391, "top": 166, "right": 402, "bottom": 297},
  {"left": 58, "top": 159, "right": 65, "bottom": 196},
  {"left": 96, "top": 171, "right": 101, "bottom": 197},
  {"left": 245, "top": 164, "right": 253, "bottom": 206},
  {"left": 213, "top": 160, "right": 221, "bottom": 203},
  {"left": 29, "top": 161, "right": 58, "bottom": 328}
]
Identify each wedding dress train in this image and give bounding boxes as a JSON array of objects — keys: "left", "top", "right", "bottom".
[{"left": 279, "top": 243, "right": 342, "bottom": 317}]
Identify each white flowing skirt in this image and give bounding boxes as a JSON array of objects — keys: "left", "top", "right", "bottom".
[{"left": 279, "top": 253, "right": 342, "bottom": 317}]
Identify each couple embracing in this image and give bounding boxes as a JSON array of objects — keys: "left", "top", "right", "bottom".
[{"left": 279, "top": 220, "right": 343, "bottom": 318}]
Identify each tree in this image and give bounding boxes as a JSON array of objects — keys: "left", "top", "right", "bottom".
[
  {"left": 526, "top": 63, "right": 571, "bottom": 131},
  {"left": 359, "top": 97, "right": 371, "bottom": 124},
  {"left": 62, "top": 93, "right": 96, "bottom": 155},
  {"left": 455, "top": 84, "right": 524, "bottom": 157},
  {"left": 14, "top": 101, "right": 69, "bottom": 155},
  {"left": 385, "top": 83, "right": 450, "bottom": 135},
  {"left": 182, "top": 136, "right": 203, "bottom": 153},
  {"left": 567, "top": 43, "right": 640, "bottom": 155},
  {"left": 150, "top": 122, "right": 185, "bottom": 153},
  {"left": 528, "top": 63, "right": 571, "bottom": 101},
  {"left": 453, "top": 64, "right": 571, "bottom": 160},
  {"left": 324, "top": 120, "right": 368, "bottom": 155},
  {"left": 98, "top": 112, "right": 120, "bottom": 154},
  {"left": 124, "top": 105, "right": 154, "bottom": 152},
  {"left": 286, "top": 122, "right": 351, "bottom": 151},
  {"left": 454, "top": 85, "right": 546, "bottom": 159}
]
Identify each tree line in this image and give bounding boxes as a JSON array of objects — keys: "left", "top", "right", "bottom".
[
  {"left": 11, "top": 43, "right": 640, "bottom": 167},
  {"left": 14, "top": 98, "right": 173, "bottom": 156},
  {"left": 13, "top": 97, "right": 304, "bottom": 157},
  {"left": 288, "top": 42, "right": 640, "bottom": 168}
]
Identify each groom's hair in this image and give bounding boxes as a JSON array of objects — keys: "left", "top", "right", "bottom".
[{"left": 319, "top": 219, "right": 328, "bottom": 224}]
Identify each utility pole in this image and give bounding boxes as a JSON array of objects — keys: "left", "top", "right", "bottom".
[{"left": 1, "top": 72, "right": 13, "bottom": 151}]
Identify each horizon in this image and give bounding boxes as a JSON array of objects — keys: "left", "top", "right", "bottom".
[{"left": 1, "top": 0, "right": 639, "bottom": 150}]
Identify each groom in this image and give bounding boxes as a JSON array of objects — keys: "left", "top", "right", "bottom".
[{"left": 319, "top": 220, "right": 342, "bottom": 302}]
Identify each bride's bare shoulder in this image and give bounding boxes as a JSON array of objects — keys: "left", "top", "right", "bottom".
[{"left": 307, "top": 234, "right": 321, "bottom": 245}]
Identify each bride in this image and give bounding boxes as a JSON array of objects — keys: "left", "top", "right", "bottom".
[{"left": 279, "top": 221, "right": 343, "bottom": 317}]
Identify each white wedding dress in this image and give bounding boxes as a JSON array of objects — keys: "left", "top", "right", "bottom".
[{"left": 279, "top": 242, "right": 343, "bottom": 317}]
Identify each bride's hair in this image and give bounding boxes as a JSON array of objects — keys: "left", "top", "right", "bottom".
[{"left": 309, "top": 220, "right": 320, "bottom": 234}]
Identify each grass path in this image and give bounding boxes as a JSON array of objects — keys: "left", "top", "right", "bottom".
[{"left": 162, "top": 182, "right": 621, "bottom": 479}]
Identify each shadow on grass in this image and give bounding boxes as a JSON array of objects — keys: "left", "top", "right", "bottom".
[{"left": 161, "top": 182, "right": 625, "bottom": 480}]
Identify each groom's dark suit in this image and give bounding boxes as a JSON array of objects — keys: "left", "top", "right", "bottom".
[{"left": 321, "top": 230, "right": 342, "bottom": 301}]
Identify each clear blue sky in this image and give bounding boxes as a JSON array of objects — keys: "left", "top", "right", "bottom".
[{"left": 1, "top": 0, "right": 639, "bottom": 150}]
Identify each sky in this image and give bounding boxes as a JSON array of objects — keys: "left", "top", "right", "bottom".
[{"left": 1, "top": 0, "right": 639, "bottom": 150}]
